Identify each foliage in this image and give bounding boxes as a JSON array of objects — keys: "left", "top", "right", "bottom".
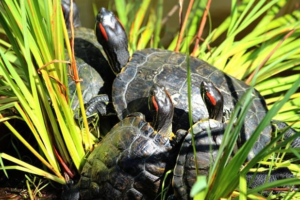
[
  {"left": 116, "top": 0, "right": 300, "bottom": 129},
  {"left": 110, "top": 0, "right": 300, "bottom": 198},
  {"left": 0, "top": 0, "right": 299, "bottom": 199},
  {"left": 0, "top": 0, "right": 85, "bottom": 184}
]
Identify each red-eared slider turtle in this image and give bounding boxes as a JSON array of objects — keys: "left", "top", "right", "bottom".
[
  {"left": 62, "top": 84, "right": 180, "bottom": 200},
  {"left": 61, "top": 1, "right": 114, "bottom": 111},
  {"left": 93, "top": 8, "right": 273, "bottom": 160},
  {"left": 61, "top": 83, "right": 295, "bottom": 200},
  {"left": 172, "top": 81, "right": 295, "bottom": 199}
]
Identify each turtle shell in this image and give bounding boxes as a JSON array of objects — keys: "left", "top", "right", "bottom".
[
  {"left": 79, "top": 116, "right": 178, "bottom": 200},
  {"left": 172, "top": 119, "right": 280, "bottom": 200},
  {"left": 173, "top": 120, "right": 224, "bottom": 199},
  {"left": 67, "top": 27, "right": 115, "bottom": 109},
  {"left": 113, "top": 48, "right": 271, "bottom": 151},
  {"left": 68, "top": 57, "right": 104, "bottom": 110}
]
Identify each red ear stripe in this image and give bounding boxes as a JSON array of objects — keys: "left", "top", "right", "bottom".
[
  {"left": 99, "top": 23, "right": 108, "bottom": 41},
  {"left": 206, "top": 92, "right": 216, "bottom": 106},
  {"left": 152, "top": 96, "right": 159, "bottom": 112},
  {"left": 165, "top": 91, "right": 173, "bottom": 106}
]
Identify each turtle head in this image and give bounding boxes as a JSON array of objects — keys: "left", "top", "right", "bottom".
[
  {"left": 95, "top": 8, "right": 129, "bottom": 75},
  {"left": 61, "top": 0, "right": 81, "bottom": 29},
  {"left": 148, "top": 84, "right": 174, "bottom": 138},
  {"left": 200, "top": 81, "right": 224, "bottom": 122}
]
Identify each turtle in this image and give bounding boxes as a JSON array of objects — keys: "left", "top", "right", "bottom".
[
  {"left": 62, "top": 83, "right": 181, "bottom": 200},
  {"left": 92, "top": 8, "right": 300, "bottom": 160},
  {"left": 87, "top": 7, "right": 273, "bottom": 161},
  {"left": 61, "top": 83, "right": 295, "bottom": 200},
  {"left": 61, "top": 0, "right": 115, "bottom": 111},
  {"left": 60, "top": 5, "right": 298, "bottom": 200},
  {"left": 172, "top": 81, "right": 296, "bottom": 199}
]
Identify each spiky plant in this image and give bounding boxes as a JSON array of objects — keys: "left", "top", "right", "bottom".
[{"left": 0, "top": 0, "right": 299, "bottom": 199}]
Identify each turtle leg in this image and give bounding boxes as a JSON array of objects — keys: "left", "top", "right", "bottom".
[
  {"left": 74, "top": 94, "right": 114, "bottom": 120},
  {"left": 172, "top": 120, "right": 227, "bottom": 200},
  {"left": 85, "top": 94, "right": 110, "bottom": 116},
  {"left": 174, "top": 129, "right": 188, "bottom": 145},
  {"left": 222, "top": 107, "right": 232, "bottom": 122},
  {"left": 192, "top": 119, "right": 226, "bottom": 146}
]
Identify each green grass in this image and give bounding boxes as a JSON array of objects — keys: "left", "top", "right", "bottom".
[
  {"left": 0, "top": 0, "right": 299, "bottom": 199},
  {"left": 0, "top": 0, "right": 84, "bottom": 183}
]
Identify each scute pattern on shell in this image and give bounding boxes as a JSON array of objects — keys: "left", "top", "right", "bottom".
[
  {"left": 173, "top": 120, "right": 225, "bottom": 200},
  {"left": 67, "top": 27, "right": 114, "bottom": 109},
  {"left": 68, "top": 57, "right": 104, "bottom": 110},
  {"left": 112, "top": 48, "right": 271, "bottom": 160},
  {"left": 79, "top": 116, "right": 177, "bottom": 200}
]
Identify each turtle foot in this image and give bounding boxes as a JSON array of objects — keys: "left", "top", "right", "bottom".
[
  {"left": 222, "top": 107, "right": 232, "bottom": 122},
  {"left": 74, "top": 94, "right": 113, "bottom": 121}
]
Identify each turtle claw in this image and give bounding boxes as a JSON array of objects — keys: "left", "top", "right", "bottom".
[
  {"left": 173, "top": 129, "right": 188, "bottom": 146},
  {"left": 222, "top": 107, "right": 232, "bottom": 122},
  {"left": 85, "top": 94, "right": 110, "bottom": 115},
  {"left": 74, "top": 94, "right": 112, "bottom": 121}
]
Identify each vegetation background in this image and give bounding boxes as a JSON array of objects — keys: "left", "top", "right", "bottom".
[
  {"left": 0, "top": 0, "right": 300, "bottom": 199},
  {"left": 77, "top": 0, "right": 300, "bottom": 44}
]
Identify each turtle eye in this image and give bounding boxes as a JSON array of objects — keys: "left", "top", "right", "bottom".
[
  {"left": 152, "top": 96, "right": 159, "bottom": 112},
  {"left": 206, "top": 91, "right": 216, "bottom": 106},
  {"left": 99, "top": 23, "right": 108, "bottom": 41}
]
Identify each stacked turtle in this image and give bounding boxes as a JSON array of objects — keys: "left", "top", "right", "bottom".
[
  {"left": 78, "top": 84, "right": 179, "bottom": 200},
  {"left": 62, "top": 82, "right": 295, "bottom": 200},
  {"left": 92, "top": 7, "right": 279, "bottom": 160},
  {"left": 61, "top": 0, "right": 114, "bottom": 113},
  {"left": 62, "top": 7, "right": 299, "bottom": 200},
  {"left": 171, "top": 81, "right": 296, "bottom": 199}
]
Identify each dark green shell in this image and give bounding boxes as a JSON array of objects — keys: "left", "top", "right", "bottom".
[
  {"left": 79, "top": 116, "right": 177, "bottom": 200},
  {"left": 67, "top": 27, "right": 114, "bottom": 109},
  {"left": 67, "top": 57, "right": 104, "bottom": 110},
  {"left": 112, "top": 48, "right": 271, "bottom": 155},
  {"left": 173, "top": 120, "right": 223, "bottom": 200}
]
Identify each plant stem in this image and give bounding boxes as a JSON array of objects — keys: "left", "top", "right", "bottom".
[
  {"left": 191, "top": 0, "right": 212, "bottom": 57},
  {"left": 175, "top": 0, "right": 194, "bottom": 52},
  {"left": 246, "top": 29, "right": 296, "bottom": 84}
]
